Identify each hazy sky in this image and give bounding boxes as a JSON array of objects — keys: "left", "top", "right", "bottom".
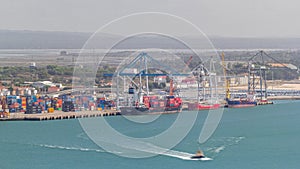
[{"left": 1, "top": 0, "right": 300, "bottom": 37}]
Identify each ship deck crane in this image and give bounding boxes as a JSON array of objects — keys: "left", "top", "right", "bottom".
[
  {"left": 169, "top": 56, "right": 193, "bottom": 96},
  {"left": 221, "top": 52, "right": 231, "bottom": 100}
]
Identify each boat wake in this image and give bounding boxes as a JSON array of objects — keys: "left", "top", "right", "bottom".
[
  {"left": 118, "top": 137, "right": 245, "bottom": 160},
  {"left": 34, "top": 136, "right": 244, "bottom": 161},
  {"left": 99, "top": 140, "right": 212, "bottom": 161},
  {"left": 36, "top": 144, "right": 123, "bottom": 154},
  {"left": 0, "top": 140, "right": 120, "bottom": 154},
  {"left": 38, "top": 144, "right": 105, "bottom": 153},
  {"left": 1, "top": 136, "right": 242, "bottom": 161},
  {"left": 37, "top": 142, "right": 203, "bottom": 160},
  {"left": 203, "top": 136, "right": 245, "bottom": 157},
  {"left": 157, "top": 149, "right": 198, "bottom": 161}
]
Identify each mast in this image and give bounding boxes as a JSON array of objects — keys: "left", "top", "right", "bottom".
[
  {"left": 144, "top": 55, "right": 149, "bottom": 95},
  {"left": 169, "top": 78, "right": 174, "bottom": 96}
]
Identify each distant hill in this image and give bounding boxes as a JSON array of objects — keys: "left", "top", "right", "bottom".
[
  {"left": 210, "top": 37, "right": 300, "bottom": 49},
  {"left": 1, "top": 30, "right": 300, "bottom": 49},
  {"left": 0, "top": 30, "right": 90, "bottom": 49}
]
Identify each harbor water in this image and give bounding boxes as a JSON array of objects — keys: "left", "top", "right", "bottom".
[{"left": 0, "top": 100, "right": 299, "bottom": 169}]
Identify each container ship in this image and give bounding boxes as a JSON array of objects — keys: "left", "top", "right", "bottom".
[
  {"left": 221, "top": 52, "right": 257, "bottom": 108},
  {"left": 226, "top": 98, "right": 257, "bottom": 108},
  {"left": 119, "top": 95, "right": 182, "bottom": 115},
  {"left": 225, "top": 90, "right": 257, "bottom": 108},
  {"left": 119, "top": 79, "right": 182, "bottom": 115}
]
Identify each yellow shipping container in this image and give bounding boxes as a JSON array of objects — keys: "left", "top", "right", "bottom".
[{"left": 48, "top": 108, "right": 54, "bottom": 113}]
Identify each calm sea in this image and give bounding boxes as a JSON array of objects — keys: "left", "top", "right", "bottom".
[{"left": 0, "top": 100, "right": 299, "bottom": 169}]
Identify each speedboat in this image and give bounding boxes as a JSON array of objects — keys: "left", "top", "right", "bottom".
[
  {"left": 190, "top": 150, "right": 205, "bottom": 159},
  {"left": 190, "top": 150, "right": 213, "bottom": 161}
]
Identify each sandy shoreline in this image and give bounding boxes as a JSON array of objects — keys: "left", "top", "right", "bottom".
[{"left": 231, "top": 80, "right": 300, "bottom": 91}]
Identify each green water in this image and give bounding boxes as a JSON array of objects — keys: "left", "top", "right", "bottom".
[{"left": 0, "top": 100, "right": 299, "bottom": 169}]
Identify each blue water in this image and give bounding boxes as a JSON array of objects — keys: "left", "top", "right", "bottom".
[{"left": 0, "top": 100, "right": 300, "bottom": 169}]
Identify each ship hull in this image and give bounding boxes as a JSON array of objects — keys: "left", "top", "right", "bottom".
[
  {"left": 227, "top": 104, "right": 256, "bottom": 108},
  {"left": 227, "top": 100, "right": 257, "bottom": 108},
  {"left": 119, "top": 107, "right": 150, "bottom": 115},
  {"left": 119, "top": 107, "right": 181, "bottom": 115},
  {"left": 198, "top": 103, "right": 220, "bottom": 110},
  {"left": 188, "top": 103, "right": 220, "bottom": 110}
]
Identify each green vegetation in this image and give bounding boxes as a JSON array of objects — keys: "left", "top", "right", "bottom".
[
  {"left": 0, "top": 58, "right": 298, "bottom": 89},
  {"left": 0, "top": 65, "right": 116, "bottom": 87},
  {"left": 228, "top": 62, "right": 299, "bottom": 80},
  {"left": 266, "top": 69, "right": 299, "bottom": 80}
]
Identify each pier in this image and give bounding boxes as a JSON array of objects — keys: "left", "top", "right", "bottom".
[{"left": 0, "top": 110, "right": 121, "bottom": 121}]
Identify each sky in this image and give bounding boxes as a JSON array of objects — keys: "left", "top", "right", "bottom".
[{"left": 0, "top": 0, "right": 300, "bottom": 37}]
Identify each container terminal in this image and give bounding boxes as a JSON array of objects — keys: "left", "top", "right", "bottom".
[{"left": 1, "top": 51, "right": 300, "bottom": 120}]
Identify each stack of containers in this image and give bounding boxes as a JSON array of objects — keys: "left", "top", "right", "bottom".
[
  {"left": 104, "top": 99, "right": 113, "bottom": 109},
  {"left": 89, "top": 102, "right": 95, "bottom": 110},
  {"left": 108, "top": 100, "right": 115, "bottom": 109},
  {"left": 16, "top": 97, "right": 22, "bottom": 112},
  {"left": 46, "top": 97, "right": 55, "bottom": 113},
  {"left": 38, "top": 98, "right": 46, "bottom": 113},
  {"left": 159, "top": 100, "right": 165, "bottom": 108},
  {"left": 73, "top": 96, "right": 81, "bottom": 112},
  {"left": 143, "top": 96, "right": 150, "bottom": 108},
  {"left": 97, "top": 97, "right": 105, "bottom": 111},
  {"left": 62, "top": 101, "right": 73, "bottom": 112},
  {"left": 57, "top": 99, "right": 63, "bottom": 110},
  {"left": 82, "top": 96, "right": 89, "bottom": 110},
  {"left": 88, "top": 96, "right": 96, "bottom": 111},
  {"left": 0, "top": 97, "right": 3, "bottom": 112},
  {"left": 62, "top": 96, "right": 75, "bottom": 112},
  {"left": 150, "top": 96, "right": 159, "bottom": 108},
  {"left": 21, "top": 97, "right": 26, "bottom": 112},
  {"left": 45, "top": 98, "right": 51, "bottom": 111},
  {"left": 166, "top": 96, "right": 175, "bottom": 107},
  {"left": 25, "top": 96, "right": 42, "bottom": 114},
  {"left": 0, "top": 96, "right": 8, "bottom": 113},
  {"left": 174, "top": 97, "right": 182, "bottom": 108},
  {"left": 50, "top": 98, "right": 56, "bottom": 110},
  {"left": 7, "top": 95, "right": 17, "bottom": 113}
]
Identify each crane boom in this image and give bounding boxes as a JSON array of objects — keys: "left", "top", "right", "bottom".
[{"left": 183, "top": 56, "right": 193, "bottom": 73}]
